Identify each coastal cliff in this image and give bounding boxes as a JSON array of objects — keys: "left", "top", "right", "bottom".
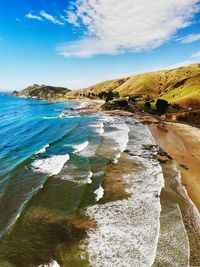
[{"left": 12, "top": 84, "right": 70, "bottom": 101}]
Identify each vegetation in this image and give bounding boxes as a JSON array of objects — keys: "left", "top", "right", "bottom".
[
  {"left": 98, "top": 91, "right": 120, "bottom": 102},
  {"left": 12, "top": 84, "right": 70, "bottom": 101},
  {"left": 68, "top": 63, "right": 200, "bottom": 109},
  {"left": 13, "top": 64, "right": 200, "bottom": 124},
  {"left": 176, "top": 110, "right": 200, "bottom": 124},
  {"left": 156, "top": 99, "right": 169, "bottom": 115},
  {"left": 102, "top": 99, "right": 129, "bottom": 110}
]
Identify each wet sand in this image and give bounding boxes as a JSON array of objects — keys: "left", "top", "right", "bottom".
[
  {"left": 150, "top": 122, "right": 200, "bottom": 266},
  {"left": 150, "top": 122, "right": 200, "bottom": 211}
]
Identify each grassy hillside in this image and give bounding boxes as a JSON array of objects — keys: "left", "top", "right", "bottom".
[
  {"left": 13, "top": 84, "right": 70, "bottom": 101},
  {"left": 68, "top": 64, "right": 200, "bottom": 108}
]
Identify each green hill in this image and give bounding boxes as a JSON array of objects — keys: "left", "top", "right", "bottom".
[
  {"left": 68, "top": 64, "right": 200, "bottom": 108},
  {"left": 12, "top": 84, "right": 70, "bottom": 101}
]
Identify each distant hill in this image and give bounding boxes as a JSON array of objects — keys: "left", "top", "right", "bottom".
[
  {"left": 67, "top": 64, "right": 200, "bottom": 108},
  {"left": 12, "top": 84, "right": 70, "bottom": 101}
]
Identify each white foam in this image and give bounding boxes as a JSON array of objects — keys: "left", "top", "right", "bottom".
[
  {"left": 113, "top": 153, "right": 121, "bottom": 164},
  {"left": 73, "top": 141, "right": 89, "bottom": 153},
  {"left": 74, "top": 102, "right": 90, "bottom": 110},
  {"left": 90, "top": 122, "right": 104, "bottom": 135},
  {"left": 153, "top": 202, "right": 190, "bottom": 266},
  {"left": 36, "top": 144, "right": 49, "bottom": 155},
  {"left": 39, "top": 260, "right": 60, "bottom": 267},
  {"left": 102, "top": 116, "right": 130, "bottom": 161},
  {"left": 87, "top": 171, "right": 93, "bottom": 184},
  {"left": 112, "top": 123, "right": 130, "bottom": 152},
  {"left": 59, "top": 111, "right": 67, "bottom": 118},
  {"left": 94, "top": 185, "right": 104, "bottom": 201},
  {"left": 83, "top": 123, "right": 164, "bottom": 267},
  {"left": 43, "top": 116, "right": 57, "bottom": 119},
  {"left": 59, "top": 111, "right": 80, "bottom": 118},
  {"left": 31, "top": 154, "right": 70, "bottom": 176},
  {"left": 78, "top": 141, "right": 100, "bottom": 158},
  {"left": 173, "top": 163, "right": 200, "bottom": 226}
]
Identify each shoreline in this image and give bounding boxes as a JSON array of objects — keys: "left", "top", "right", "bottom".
[
  {"left": 85, "top": 104, "right": 200, "bottom": 264},
  {"left": 0, "top": 97, "right": 200, "bottom": 267},
  {"left": 150, "top": 122, "right": 200, "bottom": 212},
  {"left": 72, "top": 101, "right": 200, "bottom": 211}
]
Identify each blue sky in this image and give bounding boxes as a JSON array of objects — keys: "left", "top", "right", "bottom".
[{"left": 0, "top": 0, "right": 200, "bottom": 91}]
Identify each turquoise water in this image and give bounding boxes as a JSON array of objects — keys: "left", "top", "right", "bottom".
[
  {"left": 0, "top": 95, "right": 132, "bottom": 267},
  {"left": 0, "top": 95, "right": 103, "bottom": 236},
  {"left": 0, "top": 94, "right": 191, "bottom": 267}
]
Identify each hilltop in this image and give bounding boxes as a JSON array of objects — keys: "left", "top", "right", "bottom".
[
  {"left": 12, "top": 84, "right": 70, "bottom": 101},
  {"left": 67, "top": 63, "right": 200, "bottom": 108}
]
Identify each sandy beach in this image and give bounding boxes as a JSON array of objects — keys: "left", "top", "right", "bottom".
[
  {"left": 150, "top": 122, "right": 200, "bottom": 212},
  {"left": 150, "top": 121, "right": 200, "bottom": 266}
]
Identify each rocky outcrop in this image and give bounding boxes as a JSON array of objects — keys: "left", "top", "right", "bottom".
[{"left": 12, "top": 84, "right": 70, "bottom": 101}]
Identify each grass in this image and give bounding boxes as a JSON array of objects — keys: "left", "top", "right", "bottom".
[
  {"left": 160, "top": 75, "right": 200, "bottom": 106},
  {"left": 68, "top": 63, "right": 200, "bottom": 108}
]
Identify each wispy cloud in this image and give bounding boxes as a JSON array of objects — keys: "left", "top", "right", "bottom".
[
  {"left": 40, "top": 11, "right": 64, "bottom": 25},
  {"left": 58, "top": 0, "right": 199, "bottom": 57},
  {"left": 155, "top": 49, "right": 200, "bottom": 71},
  {"left": 191, "top": 50, "right": 200, "bottom": 59},
  {"left": 179, "top": 33, "right": 200, "bottom": 43},
  {"left": 63, "top": 10, "right": 80, "bottom": 27},
  {"left": 25, "top": 13, "right": 43, "bottom": 21},
  {"left": 25, "top": 11, "right": 64, "bottom": 25}
]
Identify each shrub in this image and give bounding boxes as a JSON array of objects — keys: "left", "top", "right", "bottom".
[
  {"left": 98, "top": 91, "right": 120, "bottom": 102},
  {"left": 156, "top": 99, "right": 169, "bottom": 114},
  {"left": 101, "top": 99, "right": 129, "bottom": 110},
  {"left": 144, "top": 101, "right": 151, "bottom": 109}
]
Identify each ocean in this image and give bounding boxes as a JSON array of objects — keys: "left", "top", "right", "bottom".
[
  {"left": 0, "top": 95, "right": 105, "bottom": 234},
  {"left": 0, "top": 95, "right": 190, "bottom": 267}
]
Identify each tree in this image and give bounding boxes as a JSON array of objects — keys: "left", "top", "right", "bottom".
[
  {"left": 156, "top": 99, "right": 169, "bottom": 114},
  {"left": 105, "top": 91, "right": 114, "bottom": 102},
  {"left": 144, "top": 101, "right": 151, "bottom": 109}
]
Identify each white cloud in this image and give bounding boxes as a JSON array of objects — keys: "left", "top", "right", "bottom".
[
  {"left": 180, "top": 33, "right": 200, "bottom": 43},
  {"left": 154, "top": 49, "right": 200, "bottom": 70},
  {"left": 191, "top": 50, "right": 200, "bottom": 59},
  {"left": 40, "top": 11, "right": 64, "bottom": 25},
  {"left": 58, "top": 0, "right": 199, "bottom": 57},
  {"left": 25, "top": 13, "right": 43, "bottom": 21},
  {"left": 63, "top": 10, "right": 80, "bottom": 26},
  {"left": 57, "top": 37, "right": 120, "bottom": 57}
]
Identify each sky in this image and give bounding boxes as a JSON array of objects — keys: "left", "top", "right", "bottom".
[{"left": 0, "top": 0, "right": 200, "bottom": 91}]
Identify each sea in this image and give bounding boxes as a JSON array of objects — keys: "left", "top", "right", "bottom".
[{"left": 0, "top": 94, "right": 190, "bottom": 267}]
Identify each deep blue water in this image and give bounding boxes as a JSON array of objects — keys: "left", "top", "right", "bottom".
[{"left": 0, "top": 96, "right": 74, "bottom": 175}]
